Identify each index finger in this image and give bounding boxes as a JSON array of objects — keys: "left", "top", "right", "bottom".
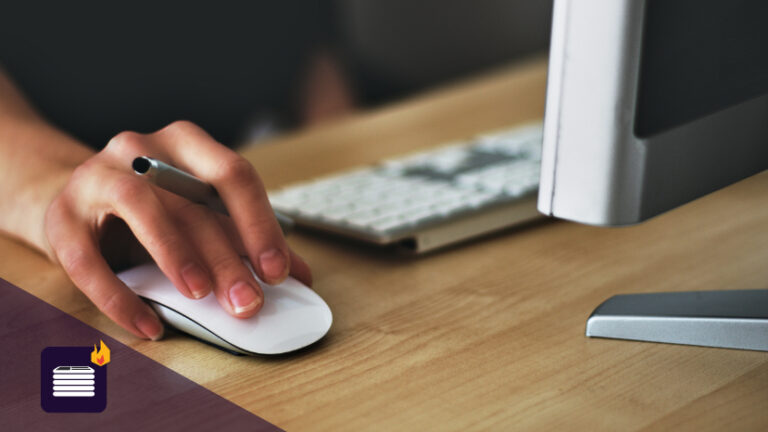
[{"left": 150, "top": 121, "right": 290, "bottom": 285}]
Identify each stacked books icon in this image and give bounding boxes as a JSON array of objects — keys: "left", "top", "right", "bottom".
[{"left": 52, "top": 366, "right": 95, "bottom": 397}]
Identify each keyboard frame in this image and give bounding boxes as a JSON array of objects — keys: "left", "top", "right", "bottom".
[{"left": 269, "top": 123, "right": 545, "bottom": 253}]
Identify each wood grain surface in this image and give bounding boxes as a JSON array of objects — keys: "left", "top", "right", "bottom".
[{"left": 2, "top": 58, "right": 767, "bottom": 430}]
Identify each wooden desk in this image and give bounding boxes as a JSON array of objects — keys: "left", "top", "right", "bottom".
[{"left": 3, "top": 58, "right": 768, "bottom": 430}]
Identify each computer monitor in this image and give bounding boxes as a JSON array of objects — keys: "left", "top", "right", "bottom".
[{"left": 538, "top": 0, "right": 768, "bottom": 350}]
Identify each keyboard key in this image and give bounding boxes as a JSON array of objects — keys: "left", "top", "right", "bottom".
[
  {"left": 268, "top": 122, "right": 543, "bottom": 243},
  {"left": 370, "top": 215, "right": 408, "bottom": 232}
]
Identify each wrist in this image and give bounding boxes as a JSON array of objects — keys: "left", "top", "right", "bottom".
[
  {"left": 0, "top": 122, "right": 93, "bottom": 259},
  {"left": 0, "top": 71, "right": 95, "bottom": 258},
  {"left": 18, "top": 166, "right": 77, "bottom": 259}
]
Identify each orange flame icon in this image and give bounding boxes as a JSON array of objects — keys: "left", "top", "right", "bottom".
[{"left": 91, "top": 340, "right": 111, "bottom": 366}]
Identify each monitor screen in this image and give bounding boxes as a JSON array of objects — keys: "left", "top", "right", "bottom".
[{"left": 634, "top": 0, "right": 768, "bottom": 137}]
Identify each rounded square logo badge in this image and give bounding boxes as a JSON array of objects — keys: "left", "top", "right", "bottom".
[{"left": 41, "top": 346, "right": 107, "bottom": 413}]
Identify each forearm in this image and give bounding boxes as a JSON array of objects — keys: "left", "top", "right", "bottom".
[{"left": 0, "top": 69, "right": 93, "bottom": 257}]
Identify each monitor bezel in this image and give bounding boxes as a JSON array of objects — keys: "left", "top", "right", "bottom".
[{"left": 538, "top": 0, "right": 768, "bottom": 226}]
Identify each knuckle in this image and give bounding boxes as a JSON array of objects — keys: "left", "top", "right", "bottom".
[
  {"left": 98, "top": 289, "right": 126, "bottom": 319},
  {"left": 45, "top": 194, "right": 67, "bottom": 224},
  {"left": 58, "top": 245, "right": 92, "bottom": 281},
  {"left": 208, "top": 253, "right": 245, "bottom": 277},
  {"left": 110, "top": 176, "right": 147, "bottom": 203},
  {"left": 44, "top": 196, "right": 69, "bottom": 242},
  {"left": 106, "top": 130, "right": 145, "bottom": 155},
  {"left": 169, "top": 119, "right": 196, "bottom": 130},
  {"left": 216, "top": 156, "right": 261, "bottom": 188},
  {"left": 69, "top": 161, "right": 95, "bottom": 186},
  {"left": 146, "top": 231, "right": 184, "bottom": 257},
  {"left": 158, "top": 119, "right": 197, "bottom": 135},
  {"left": 241, "top": 214, "right": 279, "bottom": 240}
]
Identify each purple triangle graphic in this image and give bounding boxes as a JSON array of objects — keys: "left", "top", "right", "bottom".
[{"left": 0, "top": 277, "right": 281, "bottom": 431}]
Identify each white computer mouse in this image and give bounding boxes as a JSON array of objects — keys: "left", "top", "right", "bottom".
[{"left": 117, "top": 262, "right": 332, "bottom": 355}]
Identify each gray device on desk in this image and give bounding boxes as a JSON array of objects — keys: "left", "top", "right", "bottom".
[{"left": 539, "top": 0, "right": 768, "bottom": 350}]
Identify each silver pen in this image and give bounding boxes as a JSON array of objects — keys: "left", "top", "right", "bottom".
[{"left": 132, "top": 156, "right": 294, "bottom": 232}]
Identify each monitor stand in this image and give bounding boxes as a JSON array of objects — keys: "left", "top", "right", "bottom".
[{"left": 586, "top": 289, "right": 768, "bottom": 351}]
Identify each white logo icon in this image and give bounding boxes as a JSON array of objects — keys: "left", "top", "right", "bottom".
[{"left": 52, "top": 366, "right": 95, "bottom": 397}]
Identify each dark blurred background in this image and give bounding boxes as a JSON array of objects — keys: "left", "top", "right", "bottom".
[{"left": 0, "top": 1, "right": 552, "bottom": 148}]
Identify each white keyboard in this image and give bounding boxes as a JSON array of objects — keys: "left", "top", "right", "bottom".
[{"left": 269, "top": 122, "right": 543, "bottom": 253}]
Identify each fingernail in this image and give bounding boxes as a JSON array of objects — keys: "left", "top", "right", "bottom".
[
  {"left": 181, "top": 262, "right": 212, "bottom": 299},
  {"left": 259, "top": 249, "right": 288, "bottom": 284},
  {"left": 134, "top": 311, "right": 164, "bottom": 341},
  {"left": 229, "top": 281, "right": 262, "bottom": 314}
]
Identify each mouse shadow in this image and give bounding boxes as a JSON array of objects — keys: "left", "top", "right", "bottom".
[{"left": 163, "top": 326, "right": 333, "bottom": 360}]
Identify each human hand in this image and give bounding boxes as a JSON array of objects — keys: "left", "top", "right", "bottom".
[{"left": 44, "top": 121, "right": 312, "bottom": 340}]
